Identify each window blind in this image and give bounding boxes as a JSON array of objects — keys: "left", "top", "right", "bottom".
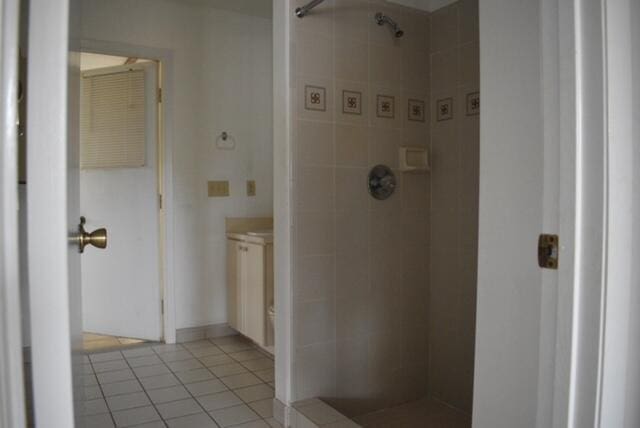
[{"left": 80, "top": 69, "right": 146, "bottom": 169}]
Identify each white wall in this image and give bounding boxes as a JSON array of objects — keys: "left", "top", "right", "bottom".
[
  {"left": 81, "top": 0, "right": 273, "bottom": 332},
  {"left": 473, "top": 0, "right": 545, "bottom": 427}
]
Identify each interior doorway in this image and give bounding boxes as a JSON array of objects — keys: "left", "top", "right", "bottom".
[{"left": 79, "top": 52, "right": 163, "bottom": 348}]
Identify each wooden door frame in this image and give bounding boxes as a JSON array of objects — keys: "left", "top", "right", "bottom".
[
  {"left": 79, "top": 39, "right": 177, "bottom": 344},
  {"left": 0, "top": 0, "right": 26, "bottom": 426}
]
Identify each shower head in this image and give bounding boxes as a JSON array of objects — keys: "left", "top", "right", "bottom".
[{"left": 375, "top": 12, "right": 404, "bottom": 38}]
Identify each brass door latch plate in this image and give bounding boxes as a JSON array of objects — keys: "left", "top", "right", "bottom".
[{"left": 538, "top": 234, "right": 558, "bottom": 269}]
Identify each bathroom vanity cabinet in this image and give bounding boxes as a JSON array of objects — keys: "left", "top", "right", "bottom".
[{"left": 226, "top": 232, "right": 273, "bottom": 347}]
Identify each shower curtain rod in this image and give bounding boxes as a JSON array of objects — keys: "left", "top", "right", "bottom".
[{"left": 295, "top": 0, "right": 325, "bottom": 18}]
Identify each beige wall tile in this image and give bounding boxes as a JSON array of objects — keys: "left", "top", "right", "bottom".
[
  {"left": 334, "top": 0, "right": 369, "bottom": 43},
  {"left": 337, "top": 296, "right": 370, "bottom": 341},
  {"left": 431, "top": 49, "right": 459, "bottom": 92},
  {"left": 334, "top": 338, "right": 371, "bottom": 414},
  {"left": 294, "top": 31, "right": 334, "bottom": 79},
  {"left": 335, "top": 167, "right": 368, "bottom": 212},
  {"left": 368, "top": 127, "right": 402, "bottom": 168},
  {"left": 336, "top": 261, "right": 368, "bottom": 311},
  {"left": 370, "top": 44, "right": 403, "bottom": 88},
  {"left": 458, "top": 0, "right": 479, "bottom": 44},
  {"left": 458, "top": 42, "right": 479, "bottom": 87},
  {"left": 296, "top": 211, "right": 335, "bottom": 256},
  {"left": 296, "top": 166, "right": 335, "bottom": 212},
  {"left": 430, "top": 3, "right": 458, "bottom": 53},
  {"left": 402, "top": 50, "right": 430, "bottom": 93},
  {"left": 295, "top": 255, "right": 336, "bottom": 302},
  {"left": 335, "top": 124, "right": 368, "bottom": 167},
  {"left": 296, "top": 300, "right": 337, "bottom": 346},
  {"left": 295, "top": 120, "right": 335, "bottom": 167},
  {"left": 295, "top": 342, "right": 337, "bottom": 399},
  {"left": 335, "top": 39, "right": 369, "bottom": 82}
]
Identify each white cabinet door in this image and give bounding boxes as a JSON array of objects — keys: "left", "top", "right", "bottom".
[
  {"left": 243, "top": 243, "right": 266, "bottom": 345},
  {"left": 227, "top": 239, "right": 241, "bottom": 331}
]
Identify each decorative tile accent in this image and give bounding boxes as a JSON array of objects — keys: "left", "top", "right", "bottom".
[
  {"left": 342, "top": 90, "right": 362, "bottom": 115},
  {"left": 408, "top": 99, "right": 426, "bottom": 122},
  {"left": 376, "top": 94, "right": 395, "bottom": 118},
  {"left": 305, "top": 85, "right": 326, "bottom": 111},
  {"left": 436, "top": 97, "right": 453, "bottom": 121},
  {"left": 466, "top": 91, "right": 480, "bottom": 115}
]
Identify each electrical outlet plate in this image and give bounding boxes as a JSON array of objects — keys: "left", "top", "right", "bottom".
[
  {"left": 208, "top": 180, "right": 229, "bottom": 197},
  {"left": 246, "top": 180, "right": 256, "bottom": 196}
]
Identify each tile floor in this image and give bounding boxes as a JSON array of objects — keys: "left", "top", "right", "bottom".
[
  {"left": 82, "top": 335, "right": 280, "bottom": 428},
  {"left": 83, "top": 333, "right": 149, "bottom": 353},
  {"left": 352, "top": 397, "right": 470, "bottom": 428}
]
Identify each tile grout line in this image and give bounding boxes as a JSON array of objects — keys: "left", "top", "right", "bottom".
[
  {"left": 108, "top": 349, "right": 168, "bottom": 428},
  {"left": 86, "top": 354, "right": 119, "bottom": 427}
]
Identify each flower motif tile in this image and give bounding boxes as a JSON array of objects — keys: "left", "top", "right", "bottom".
[
  {"left": 342, "top": 90, "right": 362, "bottom": 115},
  {"left": 436, "top": 97, "right": 453, "bottom": 121},
  {"left": 408, "top": 99, "right": 426, "bottom": 122},
  {"left": 305, "top": 85, "right": 326, "bottom": 111},
  {"left": 376, "top": 94, "right": 395, "bottom": 118},
  {"left": 466, "top": 92, "right": 480, "bottom": 116}
]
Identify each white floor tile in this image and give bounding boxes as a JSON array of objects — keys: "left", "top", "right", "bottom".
[
  {"left": 220, "top": 373, "right": 263, "bottom": 389},
  {"left": 90, "top": 351, "right": 124, "bottom": 363},
  {"left": 127, "top": 355, "right": 163, "bottom": 368},
  {"left": 106, "top": 391, "right": 151, "bottom": 411},
  {"left": 147, "top": 385, "right": 191, "bottom": 404},
  {"left": 248, "top": 398, "right": 274, "bottom": 418},
  {"left": 165, "top": 412, "right": 218, "bottom": 428},
  {"left": 175, "top": 368, "right": 214, "bottom": 384},
  {"left": 233, "top": 384, "right": 274, "bottom": 404},
  {"left": 97, "top": 369, "right": 135, "bottom": 385},
  {"left": 134, "top": 364, "right": 172, "bottom": 378},
  {"left": 139, "top": 373, "right": 181, "bottom": 390},
  {"left": 184, "top": 379, "right": 228, "bottom": 397},
  {"left": 196, "top": 391, "right": 243, "bottom": 412},
  {"left": 84, "top": 413, "right": 115, "bottom": 428},
  {"left": 93, "top": 360, "right": 130, "bottom": 374},
  {"left": 155, "top": 398, "right": 203, "bottom": 420},
  {"left": 166, "top": 359, "right": 204, "bottom": 372},
  {"left": 101, "top": 380, "right": 143, "bottom": 397},
  {"left": 112, "top": 405, "right": 161, "bottom": 427},
  {"left": 210, "top": 404, "right": 261, "bottom": 427},
  {"left": 84, "top": 398, "right": 109, "bottom": 416}
]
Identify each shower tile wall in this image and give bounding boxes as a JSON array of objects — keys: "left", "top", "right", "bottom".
[
  {"left": 429, "top": 0, "right": 479, "bottom": 414},
  {"left": 290, "top": 0, "right": 431, "bottom": 417}
]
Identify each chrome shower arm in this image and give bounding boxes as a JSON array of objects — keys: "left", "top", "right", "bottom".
[{"left": 295, "top": 0, "right": 325, "bottom": 18}]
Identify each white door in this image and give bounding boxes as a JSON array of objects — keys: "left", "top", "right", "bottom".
[
  {"left": 80, "top": 62, "right": 161, "bottom": 341},
  {"left": 0, "top": 0, "right": 26, "bottom": 426},
  {"left": 26, "top": 0, "right": 85, "bottom": 426}
]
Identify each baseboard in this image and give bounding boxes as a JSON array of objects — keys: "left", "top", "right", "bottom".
[
  {"left": 175, "top": 323, "right": 237, "bottom": 343},
  {"left": 275, "top": 398, "right": 360, "bottom": 428}
]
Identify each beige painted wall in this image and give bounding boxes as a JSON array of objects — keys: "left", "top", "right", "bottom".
[{"left": 428, "top": 0, "right": 479, "bottom": 413}]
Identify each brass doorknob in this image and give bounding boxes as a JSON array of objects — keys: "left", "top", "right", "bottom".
[{"left": 77, "top": 216, "right": 107, "bottom": 253}]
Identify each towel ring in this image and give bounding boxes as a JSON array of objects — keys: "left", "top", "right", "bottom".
[{"left": 216, "top": 131, "right": 236, "bottom": 150}]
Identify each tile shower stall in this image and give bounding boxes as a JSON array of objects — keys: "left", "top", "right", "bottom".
[{"left": 289, "top": 0, "right": 479, "bottom": 421}]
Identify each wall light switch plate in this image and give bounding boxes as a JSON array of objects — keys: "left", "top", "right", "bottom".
[
  {"left": 208, "top": 180, "right": 229, "bottom": 197},
  {"left": 246, "top": 180, "right": 256, "bottom": 196}
]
